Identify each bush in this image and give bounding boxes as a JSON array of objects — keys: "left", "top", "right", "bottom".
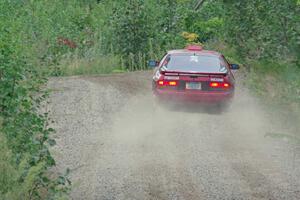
[{"left": 0, "top": 1, "right": 69, "bottom": 199}]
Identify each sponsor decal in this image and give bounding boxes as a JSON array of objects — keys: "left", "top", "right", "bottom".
[
  {"left": 164, "top": 76, "right": 180, "bottom": 80},
  {"left": 210, "top": 78, "right": 224, "bottom": 82}
]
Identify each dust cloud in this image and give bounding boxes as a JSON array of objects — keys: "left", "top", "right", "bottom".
[{"left": 49, "top": 72, "right": 300, "bottom": 200}]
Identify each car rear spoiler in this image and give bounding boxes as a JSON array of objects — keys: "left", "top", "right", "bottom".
[{"left": 160, "top": 70, "right": 228, "bottom": 77}]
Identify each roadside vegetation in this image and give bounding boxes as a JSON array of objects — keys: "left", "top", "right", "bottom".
[
  {"left": 0, "top": 1, "right": 70, "bottom": 199},
  {"left": 0, "top": 0, "right": 299, "bottom": 199},
  {"left": 221, "top": 1, "right": 299, "bottom": 112}
]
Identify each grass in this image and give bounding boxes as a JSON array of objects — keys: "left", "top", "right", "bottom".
[
  {"left": 50, "top": 49, "right": 156, "bottom": 77},
  {"left": 0, "top": 132, "right": 70, "bottom": 199},
  {"left": 246, "top": 60, "right": 300, "bottom": 109},
  {"left": 0, "top": 133, "right": 15, "bottom": 199},
  {"left": 52, "top": 54, "right": 126, "bottom": 76},
  {"left": 0, "top": 132, "right": 35, "bottom": 200}
]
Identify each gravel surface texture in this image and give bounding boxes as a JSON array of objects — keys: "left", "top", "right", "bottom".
[{"left": 48, "top": 71, "right": 300, "bottom": 200}]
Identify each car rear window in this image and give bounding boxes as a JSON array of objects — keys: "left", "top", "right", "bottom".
[{"left": 161, "top": 54, "right": 228, "bottom": 73}]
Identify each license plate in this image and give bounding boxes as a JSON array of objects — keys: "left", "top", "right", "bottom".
[{"left": 186, "top": 82, "right": 201, "bottom": 90}]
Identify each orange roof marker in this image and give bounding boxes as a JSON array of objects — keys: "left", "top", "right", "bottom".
[{"left": 185, "top": 45, "right": 203, "bottom": 51}]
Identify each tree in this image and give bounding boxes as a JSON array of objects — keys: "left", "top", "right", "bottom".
[{"left": 110, "top": 0, "right": 150, "bottom": 69}]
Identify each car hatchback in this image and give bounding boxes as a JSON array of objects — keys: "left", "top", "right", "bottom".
[{"left": 149, "top": 45, "right": 239, "bottom": 105}]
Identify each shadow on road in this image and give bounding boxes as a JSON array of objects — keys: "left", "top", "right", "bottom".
[{"left": 157, "top": 101, "right": 229, "bottom": 115}]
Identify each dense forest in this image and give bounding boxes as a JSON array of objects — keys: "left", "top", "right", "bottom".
[{"left": 0, "top": 0, "right": 299, "bottom": 199}]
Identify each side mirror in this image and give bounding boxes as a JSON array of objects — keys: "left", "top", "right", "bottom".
[
  {"left": 148, "top": 60, "right": 159, "bottom": 68},
  {"left": 230, "top": 64, "right": 240, "bottom": 70}
]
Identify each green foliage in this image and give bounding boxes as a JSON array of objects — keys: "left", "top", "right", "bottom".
[
  {"left": 217, "top": 0, "right": 299, "bottom": 108},
  {"left": 184, "top": 0, "right": 225, "bottom": 42},
  {"left": 246, "top": 60, "right": 300, "bottom": 104},
  {"left": 57, "top": 54, "right": 123, "bottom": 76},
  {"left": 0, "top": 1, "right": 70, "bottom": 199},
  {"left": 107, "top": 0, "right": 191, "bottom": 70},
  {"left": 0, "top": 1, "right": 299, "bottom": 198},
  {"left": 222, "top": 0, "right": 300, "bottom": 63},
  {"left": 0, "top": 0, "right": 225, "bottom": 73},
  {"left": 187, "top": 17, "right": 224, "bottom": 42},
  {"left": 109, "top": 0, "right": 150, "bottom": 69}
]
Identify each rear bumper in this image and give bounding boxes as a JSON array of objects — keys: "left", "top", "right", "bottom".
[{"left": 153, "top": 89, "right": 234, "bottom": 103}]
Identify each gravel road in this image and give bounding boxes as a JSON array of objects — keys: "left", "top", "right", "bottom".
[{"left": 48, "top": 71, "right": 300, "bottom": 200}]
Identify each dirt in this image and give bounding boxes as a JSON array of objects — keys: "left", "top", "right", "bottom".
[{"left": 48, "top": 71, "right": 300, "bottom": 200}]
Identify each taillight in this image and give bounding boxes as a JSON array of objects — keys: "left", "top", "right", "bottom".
[
  {"left": 223, "top": 83, "right": 230, "bottom": 88},
  {"left": 157, "top": 80, "right": 178, "bottom": 86},
  {"left": 210, "top": 82, "right": 220, "bottom": 87},
  {"left": 158, "top": 80, "right": 164, "bottom": 86},
  {"left": 210, "top": 82, "right": 230, "bottom": 89},
  {"left": 169, "top": 81, "right": 177, "bottom": 86}
]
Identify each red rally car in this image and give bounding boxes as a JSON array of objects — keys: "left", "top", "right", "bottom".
[{"left": 149, "top": 45, "right": 239, "bottom": 105}]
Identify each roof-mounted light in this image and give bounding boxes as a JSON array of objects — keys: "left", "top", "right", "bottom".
[{"left": 185, "top": 45, "right": 203, "bottom": 51}]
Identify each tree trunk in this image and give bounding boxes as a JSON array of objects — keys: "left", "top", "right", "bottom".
[{"left": 194, "top": 0, "right": 206, "bottom": 10}]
